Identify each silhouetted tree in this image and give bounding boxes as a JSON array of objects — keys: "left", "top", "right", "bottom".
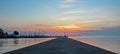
[
  {"left": 5, "top": 32, "right": 8, "bottom": 36},
  {"left": 13, "top": 31, "right": 19, "bottom": 36},
  {"left": 0, "top": 28, "right": 4, "bottom": 37}
]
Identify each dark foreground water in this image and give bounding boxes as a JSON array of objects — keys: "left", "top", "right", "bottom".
[
  {"left": 0, "top": 38, "right": 55, "bottom": 54},
  {"left": 69, "top": 35, "right": 120, "bottom": 54}
]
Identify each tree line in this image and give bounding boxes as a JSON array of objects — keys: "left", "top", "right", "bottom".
[{"left": 0, "top": 28, "right": 19, "bottom": 38}]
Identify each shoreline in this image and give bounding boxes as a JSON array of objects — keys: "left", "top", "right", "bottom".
[{"left": 0, "top": 36, "right": 57, "bottom": 39}]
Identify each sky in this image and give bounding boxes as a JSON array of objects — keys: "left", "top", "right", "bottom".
[{"left": 0, "top": 0, "right": 120, "bottom": 35}]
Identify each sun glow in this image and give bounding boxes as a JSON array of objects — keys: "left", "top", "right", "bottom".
[
  {"left": 55, "top": 25, "right": 80, "bottom": 32},
  {"left": 23, "top": 24, "right": 102, "bottom": 32},
  {"left": 57, "top": 25, "right": 79, "bottom": 29}
]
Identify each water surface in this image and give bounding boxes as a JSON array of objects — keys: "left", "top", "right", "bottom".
[
  {"left": 0, "top": 36, "right": 120, "bottom": 54},
  {"left": 69, "top": 35, "right": 120, "bottom": 54},
  {"left": 0, "top": 38, "right": 55, "bottom": 54}
]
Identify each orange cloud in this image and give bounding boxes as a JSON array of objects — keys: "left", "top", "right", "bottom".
[
  {"left": 23, "top": 24, "right": 102, "bottom": 32},
  {"left": 108, "top": 22, "right": 120, "bottom": 27}
]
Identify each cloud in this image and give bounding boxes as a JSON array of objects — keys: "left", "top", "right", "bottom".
[
  {"left": 108, "top": 22, "right": 120, "bottom": 27},
  {"left": 60, "top": 4, "right": 72, "bottom": 8},
  {"left": 63, "top": 8, "right": 104, "bottom": 15},
  {"left": 23, "top": 23, "right": 103, "bottom": 33},
  {"left": 60, "top": 0, "right": 77, "bottom": 8},
  {"left": 63, "top": 0, "right": 76, "bottom": 3},
  {"left": 80, "top": 20, "right": 101, "bottom": 23},
  {"left": 59, "top": 16, "right": 79, "bottom": 20},
  {"left": 75, "top": 26, "right": 120, "bottom": 35}
]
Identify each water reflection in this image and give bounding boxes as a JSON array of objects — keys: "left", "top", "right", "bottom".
[
  {"left": 0, "top": 40, "right": 4, "bottom": 47},
  {"left": 13, "top": 39, "right": 19, "bottom": 45},
  {"left": 0, "top": 38, "right": 55, "bottom": 54}
]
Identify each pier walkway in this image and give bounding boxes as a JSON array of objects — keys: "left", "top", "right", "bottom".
[{"left": 3, "top": 37, "right": 116, "bottom": 54}]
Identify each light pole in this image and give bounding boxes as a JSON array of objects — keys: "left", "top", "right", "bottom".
[{"left": 63, "top": 27, "right": 67, "bottom": 37}]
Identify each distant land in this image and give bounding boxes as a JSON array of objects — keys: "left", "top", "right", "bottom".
[{"left": 74, "top": 26, "right": 120, "bottom": 36}]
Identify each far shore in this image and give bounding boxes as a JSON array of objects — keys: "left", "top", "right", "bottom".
[{"left": 0, "top": 35, "right": 64, "bottom": 39}]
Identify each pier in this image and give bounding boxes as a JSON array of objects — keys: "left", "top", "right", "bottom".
[{"left": 3, "top": 37, "right": 116, "bottom": 54}]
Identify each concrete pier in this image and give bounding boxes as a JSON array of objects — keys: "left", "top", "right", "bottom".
[{"left": 3, "top": 37, "right": 116, "bottom": 54}]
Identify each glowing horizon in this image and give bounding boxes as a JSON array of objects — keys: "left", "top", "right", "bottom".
[{"left": 0, "top": 0, "right": 120, "bottom": 35}]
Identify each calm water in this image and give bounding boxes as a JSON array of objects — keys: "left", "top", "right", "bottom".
[
  {"left": 0, "top": 36, "right": 120, "bottom": 54},
  {"left": 0, "top": 38, "right": 55, "bottom": 54},
  {"left": 69, "top": 35, "right": 120, "bottom": 54}
]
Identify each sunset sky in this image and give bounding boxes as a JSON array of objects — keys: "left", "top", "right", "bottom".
[{"left": 0, "top": 0, "right": 120, "bottom": 35}]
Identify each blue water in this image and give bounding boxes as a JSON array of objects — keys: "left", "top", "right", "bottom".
[{"left": 69, "top": 35, "right": 120, "bottom": 54}]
